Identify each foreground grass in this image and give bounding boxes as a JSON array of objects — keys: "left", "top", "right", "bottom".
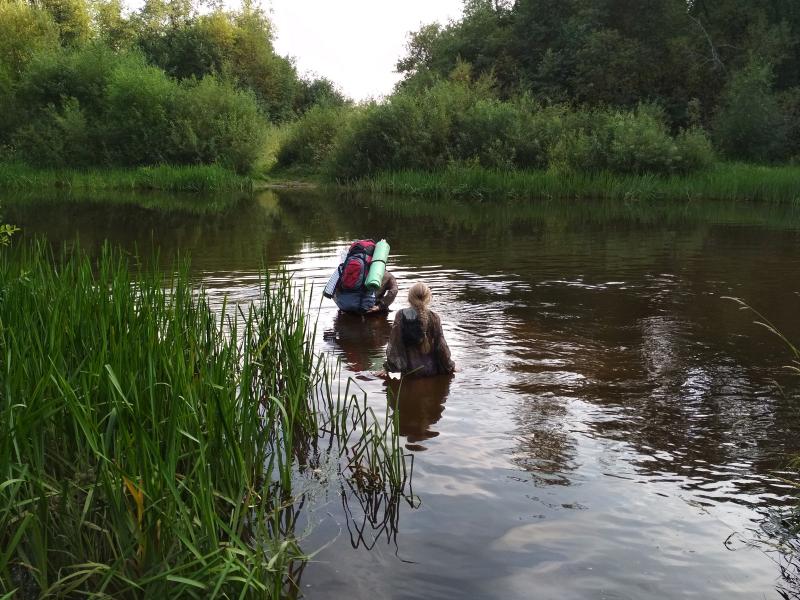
[
  {"left": 354, "top": 163, "right": 800, "bottom": 203},
  {"left": 0, "top": 243, "right": 406, "bottom": 598},
  {"left": 0, "top": 163, "right": 253, "bottom": 193}
]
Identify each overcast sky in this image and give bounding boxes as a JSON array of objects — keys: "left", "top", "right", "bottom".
[{"left": 268, "top": 0, "right": 464, "bottom": 100}]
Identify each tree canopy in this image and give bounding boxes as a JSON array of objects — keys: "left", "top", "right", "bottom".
[{"left": 397, "top": 0, "right": 800, "bottom": 127}]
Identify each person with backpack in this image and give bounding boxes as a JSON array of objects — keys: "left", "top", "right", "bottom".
[
  {"left": 385, "top": 282, "right": 455, "bottom": 378},
  {"left": 332, "top": 239, "right": 398, "bottom": 315}
]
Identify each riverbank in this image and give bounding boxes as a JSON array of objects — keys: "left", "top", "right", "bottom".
[
  {"left": 4, "top": 162, "right": 800, "bottom": 205},
  {"left": 351, "top": 163, "right": 800, "bottom": 204},
  {"left": 0, "top": 163, "right": 253, "bottom": 193}
]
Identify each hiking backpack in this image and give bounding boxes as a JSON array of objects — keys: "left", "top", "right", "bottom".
[
  {"left": 338, "top": 239, "right": 376, "bottom": 292},
  {"left": 401, "top": 307, "right": 426, "bottom": 347}
]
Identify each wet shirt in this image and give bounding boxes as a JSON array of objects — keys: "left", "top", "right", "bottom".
[{"left": 385, "top": 308, "right": 455, "bottom": 377}]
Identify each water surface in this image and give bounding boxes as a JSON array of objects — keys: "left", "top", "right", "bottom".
[{"left": 6, "top": 191, "right": 800, "bottom": 599}]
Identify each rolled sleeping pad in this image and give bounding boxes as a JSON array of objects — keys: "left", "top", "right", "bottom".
[
  {"left": 322, "top": 267, "right": 340, "bottom": 298},
  {"left": 365, "top": 239, "right": 390, "bottom": 291}
]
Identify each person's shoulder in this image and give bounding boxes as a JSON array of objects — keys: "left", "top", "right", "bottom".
[{"left": 429, "top": 310, "right": 444, "bottom": 326}]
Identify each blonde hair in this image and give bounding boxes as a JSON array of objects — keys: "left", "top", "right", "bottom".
[{"left": 407, "top": 282, "right": 433, "bottom": 353}]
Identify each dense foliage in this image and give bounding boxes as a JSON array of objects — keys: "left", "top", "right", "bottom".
[
  {"left": 389, "top": 0, "right": 800, "bottom": 165},
  {"left": 3, "top": 0, "right": 799, "bottom": 178},
  {"left": 0, "top": 0, "right": 345, "bottom": 173},
  {"left": 281, "top": 80, "right": 714, "bottom": 179},
  {"left": 277, "top": 0, "right": 800, "bottom": 177}
]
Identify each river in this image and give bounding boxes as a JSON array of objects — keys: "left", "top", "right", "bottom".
[{"left": 6, "top": 190, "right": 800, "bottom": 599}]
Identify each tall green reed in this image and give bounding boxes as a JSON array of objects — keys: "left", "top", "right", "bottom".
[
  {"left": 0, "top": 163, "right": 253, "bottom": 193},
  {"left": 355, "top": 163, "right": 800, "bottom": 204},
  {"left": 0, "top": 242, "right": 409, "bottom": 598}
]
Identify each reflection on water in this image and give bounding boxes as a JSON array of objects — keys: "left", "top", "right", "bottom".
[
  {"left": 6, "top": 190, "right": 800, "bottom": 599},
  {"left": 324, "top": 311, "right": 392, "bottom": 375},
  {"left": 386, "top": 376, "right": 451, "bottom": 451}
]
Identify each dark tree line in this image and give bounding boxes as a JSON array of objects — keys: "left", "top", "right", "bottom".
[{"left": 395, "top": 0, "right": 800, "bottom": 161}]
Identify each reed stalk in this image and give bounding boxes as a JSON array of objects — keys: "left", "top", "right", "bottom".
[{"left": 0, "top": 242, "right": 408, "bottom": 598}]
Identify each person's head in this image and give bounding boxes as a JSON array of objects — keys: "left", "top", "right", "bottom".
[
  {"left": 408, "top": 282, "right": 432, "bottom": 312},
  {"left": 407, "top": 282, "right": 433, "bottom": 352}
]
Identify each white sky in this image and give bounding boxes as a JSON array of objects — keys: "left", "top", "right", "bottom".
[{"left": 268, "top": 0, "right": 464, "bottom": 100}]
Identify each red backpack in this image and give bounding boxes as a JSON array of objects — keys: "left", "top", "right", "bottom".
[{"left": 339, "top": 239, "right": 375, "bottom": 292}]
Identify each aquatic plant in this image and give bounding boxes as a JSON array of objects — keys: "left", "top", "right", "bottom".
[{"left": 0, "top": 242, "right": 409, "bottom": 598}]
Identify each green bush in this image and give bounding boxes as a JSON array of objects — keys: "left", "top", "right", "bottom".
[
  {"left": 9, "top": 46, "right": 269, "bottom": 173},
  {"left": 171, "top": 76, "right": 269, "bottom": 173},
  {"left": 103, "top": 57, "right": 177, "bottom": 165},
  {"left": 511, "top": 99, "right": 570, "bottom": 169},
  {"left": 547, "top": 105, "right": 713, "bottom": 175},
  {"left": 17, "top": 44, "right": 123, "bottom": 115},
  {"left": 453, "top": 98, "right": 519, "bottom": 169},
  {"left": 713, "top": 60, "right": 788, "bottom": 162},
  {"left": 276, "top": 104, "right": 353, "bottom": 169},
  {"left": 326, "top": 87, "right": 715, "bottom": 179},
  {"left": 14, "top": 97, "right": 91, "bottom": 167},
  {"left": 0, "top": 2, "right": 60, "bottom": 144},
  {"left": 606, "top": 107, "right": 683, "bottom": 174},
  {"left": 674, "top": 127, "right": 715, "bottom": 173},
  {"left": 327, "top": 80, "right": 492, "bottom": 179},
  {"left": 327, "top": 95, "right": 431, "bottom": 180}
]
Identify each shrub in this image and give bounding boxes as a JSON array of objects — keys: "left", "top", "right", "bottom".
[
  {"left": 327, "top": 95, "right": 431, "bottom": 180},
  {"left": 549, "top": 128, "right": 607, "bottom": 173},
  {"left": 713, "top": 60, "right": 788, "bottom": 162},
  {"left": 512, "top": 100, "right": 570, "bottom": 169},
  {"left": 326, "top": 80, "right": 490, "bottom": 179},
  {"left": 673, "top": 127, "right": 715, "bottom": 173},
  {"left": 171, "top": 76, "right": 269, "bottom": 173},
  {"left": 276, "top": 104, "right": 353, "bottom": 169},
  {"left": 103, "top": 57, "right": 178, "bottom": 165},
  {"left": 606, "top": 107, "right": 682, "bottom": 174},
  {"left": 548, "top": 105, "right": 713, "bottom": 175},
  {"left": 10, "top": 46, "right": 268, "bottom": 173},
  {"left": 453, "top": 98, "right": 519, "bottom": 169},
  {"left": 14, "top": 97, "right": 92, "bottom": 167},
  {"left": 17, "top": 44, "right": 123, "bottom": 116}
]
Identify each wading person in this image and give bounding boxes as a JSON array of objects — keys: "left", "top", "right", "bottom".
[
  {"left": 385, "top": 282, "right": 455, "bottom": 377},
  {"left": 332, "top": 239, "right": 397, "bottom": 315}
]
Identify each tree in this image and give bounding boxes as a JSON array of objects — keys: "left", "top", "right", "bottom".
[{"left": 713, "top": 59, "right": 787, "bottom": 161}]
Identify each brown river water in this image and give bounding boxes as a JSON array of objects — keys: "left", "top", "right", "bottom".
[{"left": 6, "top": 190, "right": 800, "bottom": 599}]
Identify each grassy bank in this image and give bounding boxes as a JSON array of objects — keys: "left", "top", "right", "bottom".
[
  {"left": 352, "top": 163, "right": 800, "bottom": 203},
  {"left": 0, "top": 163, "right": 253, "bottom": 193},
  {"left": 0, "top": 242, "right": 407, "bottom": 597}
]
